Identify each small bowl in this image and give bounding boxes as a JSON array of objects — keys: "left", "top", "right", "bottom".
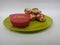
[{"left": 9, "top": 13, "right": 30, "bottom": 27}]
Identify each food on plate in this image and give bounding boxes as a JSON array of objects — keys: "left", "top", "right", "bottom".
[
  {"left": 24, "top": 8, "right": 31, "bottom": 14},
  {"left": 36, "top": 14, "right": 46, "bottom": 22},
  {"left": 31, "top": 8, "right": 41, "bottom": 15},
  {"left": 9, "top": 8, "right": 46, "bottom": 28},
  {"left": 30, "top": 14, "right": 36, "bottom": 20},
  {"left": 24, "top": 8, "right": 46, "bottom": 21},
  {"left": 9, "top": 14, "right": 30, "bottom": 27}
]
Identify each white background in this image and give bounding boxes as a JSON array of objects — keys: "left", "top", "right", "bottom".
[{"left": 0, "top": 0, "right": 60, "bottom": 45}]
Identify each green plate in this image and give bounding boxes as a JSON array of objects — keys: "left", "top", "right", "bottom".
[{"left": 3, "top": 15, "right": 53, "bottom": 33}]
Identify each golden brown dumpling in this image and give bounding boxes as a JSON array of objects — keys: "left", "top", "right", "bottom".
[
  {"left": 31, "top": 8, "right": 41, "bottom": 15},
  {"left": 24, "top": 8, "right": 31, "bottom": 14},
  {"left": 36, "top": 14, "right": 46, "bottom": 22},
  {"left": 30, "top": 14, "right": 36, "bottom": 20}
]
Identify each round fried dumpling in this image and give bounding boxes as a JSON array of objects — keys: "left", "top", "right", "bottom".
[
  {"left": 36, "top": 14, "right": 46, "bottom": 22},
  {"left": 24, "top": 8, "right": 31, "bottom": 14},
  {"left": 31, "top": 8, "right": 41, "bottom": 15},
  {"left": 30, "top": 14, "right": 36, "bottom": 20}
]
